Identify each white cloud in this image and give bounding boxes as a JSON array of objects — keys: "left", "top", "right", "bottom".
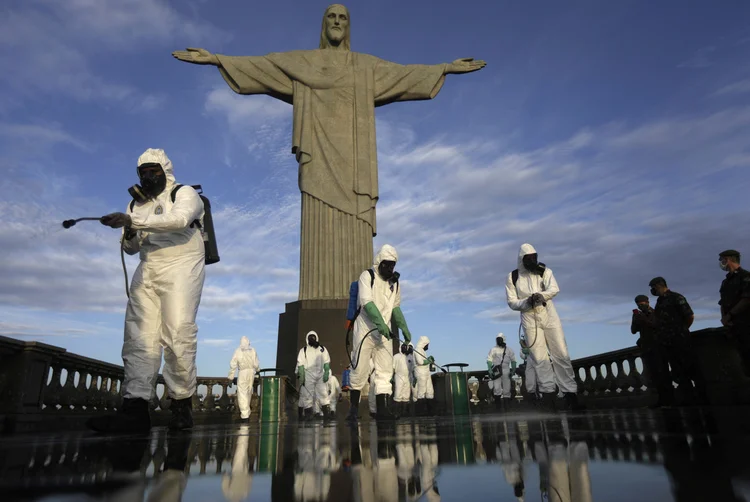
[
  {"left": 0, "top": 1, "right": 226, "bottom": 108},
  {"left": 713, "top": 78, "right": 750, "bottom": 96},
  {"left": 201, "top": 338, "right": 234, "bottom": 347}
]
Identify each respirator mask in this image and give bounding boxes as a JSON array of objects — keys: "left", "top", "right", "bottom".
[{"left": 129, "top": 162, "right": 167, "bottom": 203}]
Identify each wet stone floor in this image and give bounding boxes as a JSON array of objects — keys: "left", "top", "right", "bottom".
[{"left": 2, "top": 408, "right": 750, "bottom": 501}]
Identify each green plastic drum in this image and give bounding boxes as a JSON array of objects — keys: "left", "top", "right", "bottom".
[
  {"left": 260, "top": 376, "right": 283, "bottom": 422},
  {"left": 449, "top": 372, "right": 470, "bottom": 416},
  {"left": 258, "top": 420, "right": 280, "bottom": 472}
]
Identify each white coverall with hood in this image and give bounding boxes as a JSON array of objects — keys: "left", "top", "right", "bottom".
[
  {"left": 414, "top": 336, "right": 434, "bottom": 400},
  {"left": 121, "top": 148, "right": 205, "bottom": 401},
  {"left": 314, "top": 374, "right": 341, "bottom": 415},
  {"left": 393, "top": 347, "right": 414, "bottom": 403},
  {"left": 228, "top": 336, "right": 260, "bottom": 419},
  {"left": 505, "top": 243, "right": 577, "bottom": 395},
  {"left": 296, "top": 331, "right": 331, "bottom": 410},
  {"left": 487, "top": 333, "right": 517, "bottom": 399},
  {"left": 351, "top": 244, "right": 401, "bottom": 395}
]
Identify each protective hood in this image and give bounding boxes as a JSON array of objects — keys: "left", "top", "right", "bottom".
[
  {"left": 239, "top": 336, "right": 250, "bottom": 350},
  {"left": 137, "top": 148, "right": 176, "bottom": 187},
  {"left": 517, "top": 243, "right": 537, "bottom": 270},
  {"left": 416, "top": 335, "right": 430, "bottom": 351},
  {"left": 373, "top": 244, "right": 399, "bottom": 270},
  {"left": 306, "top": 330, "right": 319, "bottom": 347},
  {"left": 496, "top": 333, "right": 505, "bottom": 342}
]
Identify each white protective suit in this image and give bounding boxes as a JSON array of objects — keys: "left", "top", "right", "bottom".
[
  {"left": 407, "top": 346, "right": 418, "bottom": 402},
  {"left": 368, "top": 359, "right": 377, "bottom": 415},
  {"left": 505, "top": 243, "right": 577, "bottom": 395},
  {"left": 351, "top": 244, "right": 401, "bottom": 395},
  {"left": 393, "top": 349, "right": 414, "bottom": 403},
  {"left": 221, "top": 425, "right": 253, "bottom": 502},
  {"left": 487, "top": 333, "right": 517, "bottom": 398},
  {"left": 121, "top": 148, "right": 205, "bottom": 401},
  {"left": 228, "top": 336, "right": 260, "bottom": 419},
  {"left": 535, "top": 440, "right": 592, "bottom": 502},
  {"left": 314, "top": 374, "right": 341, "bottom": 415},
  {"left": 414, "top": 336, "right": 434, "bottom": 400},
  {"left": 296, "top": 331, "right": 331, "bottom": 410},
  {"left": 521, "top": 350, "right": 538, "bottom": 395}
]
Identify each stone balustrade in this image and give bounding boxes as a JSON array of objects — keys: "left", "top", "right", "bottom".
[{"left": 0, "top": 336, "right": 290, "bottom": 433}]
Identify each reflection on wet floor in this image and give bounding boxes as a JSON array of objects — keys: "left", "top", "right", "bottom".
[{"left": 3, "top": 408, "right": 750, "bottom": 501}]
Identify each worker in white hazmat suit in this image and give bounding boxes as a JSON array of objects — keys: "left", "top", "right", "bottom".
[
  {"left": 487, "top": 333, "right": 517, "bottom": 411},
  {"left": 296, "top": 331, "right": 332, "bottom": 420},
  {"left": 228, "top": 336, "right": 260, "bottom": 420},
  {"left": 88, "top": 148, "right": 205, "bottom": 433},
  {"left": 414, "top": 336, "right": 435, "bottom": 415},
  {"left": 347, "top": 244, "right": 413, "bottom": 422},
  {"left": 393, "top": 342, "right": 414, "bottom": 416},
  {"left": 221, "top": 425, "right": 254, "bottom": 502},
  {"left": 505, "top": 243, "right": 581, "bottom": 411},
  {"left": 314, "top": 373, "right": 340, "bottom": 418}
]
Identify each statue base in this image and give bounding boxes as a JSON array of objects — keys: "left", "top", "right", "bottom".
[{"left": 276, "top": 299, "right": 399, "bottom": 385}]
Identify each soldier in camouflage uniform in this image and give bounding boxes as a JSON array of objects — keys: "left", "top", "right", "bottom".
[{"left": 649, "top": 277, "right": 706, "bottom": 406}]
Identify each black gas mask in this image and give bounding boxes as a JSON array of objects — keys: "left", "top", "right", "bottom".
[
  {"left": 423, "top": 344, "right": 429, "bottom": 351},
  {"left": 378, "top": 260, "right": 396, "bottom": 282},
  {"left": 497, "top": 337, "right": 506, "bottom": 347},
  {"left": 308, "top": 335, "right": 320, "bottom": 348},
  {"left": 406, "top": 345, "right": 413, "bottom": 355},
  {"left": 401, "top": 343, "right": 409, "bottom": 354},
  {"left": 129, "top": 162, "right": 167, "bottom": 203},
  {"left": 522, "top": 253, "right": 546, "bottom": 274}
]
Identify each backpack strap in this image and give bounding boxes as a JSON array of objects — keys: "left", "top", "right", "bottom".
[
  {"left": 512, "top": 269, "right": 519, "bottom": 286},
  {"left": 170, "top": 184, "right": 201, "bottom": 229},
  {"left": 368, "top": 268, "right": 375, "bottom": 287},
  {"left": 129, "top": 200, "right": 135, "bottom": 213}
]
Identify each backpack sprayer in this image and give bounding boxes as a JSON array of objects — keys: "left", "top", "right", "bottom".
[{"left": 61, "top": 185, "right": 220, "bottom": 299}]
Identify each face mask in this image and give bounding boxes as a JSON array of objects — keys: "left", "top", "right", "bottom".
[
  {"left": 720, "top": 261, "right": 729, "bottom": 271},
  {"left": 497, "top": 339, "right": 505, "bottom": 347},
  {"left": 637, "top": 303, "right": 649, "bottom": 312},
  {"left": 130, "top": 163, "right": 167, "bottom": 202},
  {"left": 423, "top": 344, "right": 429, "bottom": 351},
  {"left": 407, "top": 346, "right": 413, "bottom": 355},
  {"left": 378, "top": 260, "right": 396, "bottom": 281},
  {"left": 522, "top": 254, "right": 538, "bottom": 272},
  {"left": 308, "top": 336, "right": 319, "bottom": 348},
  {"left": 650, "top": 287, "right": 658, "bottom": 296},
  {"left": 401, "top": 344, "right": 409, "bottom": 354}
]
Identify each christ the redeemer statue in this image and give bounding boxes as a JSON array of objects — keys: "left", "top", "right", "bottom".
[{"left": 173, "top": 4, "right": 485, "bottom": 300}]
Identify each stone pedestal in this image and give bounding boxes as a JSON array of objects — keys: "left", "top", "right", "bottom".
[{"left": 276, "top": 300, "right": 400, "bottom": 388}]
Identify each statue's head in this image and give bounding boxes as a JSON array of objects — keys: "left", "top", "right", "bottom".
[{"left": 320, "top": 4, "right": 350, "bottom": 50}]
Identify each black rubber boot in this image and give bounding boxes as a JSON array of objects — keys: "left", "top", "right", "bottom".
[
  {"left": 169, "top": 397, "right": 194, "bottom": 431},
  {"left": 303, "top": 407, "right": 314, "bottom": 421},
  {"left": 346, "top": 390, "right": 361, "bottom": 423},
  {"left": 494, "top": 395, "right": 503, "bottom": 412},
  {"left": 541, "top": 392, "right": 558, "bottom": 412},
  {"left": 298, "top": 406, "right": 304, "bottom": 420},
  {"left": 376, "top": 394, "right": 397, "bottom": 421},
  {"left": 86, "top": 398, "right": 151, "bottom": 434},
  {"left": 322, "top": 404, "right": 332, "bottom": 419},
  {"left": 563, "top": 392, "right": 585, "bottom": 411},
  {"left": 425, "top": 399, "right": 435, "bottom": 416}
]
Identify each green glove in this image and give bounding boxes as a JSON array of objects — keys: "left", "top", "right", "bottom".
[
  {"left": 522, "top": 347, "right": 530, "bottom": 356},
  {"left": 487, "top": 361, "right": 493, "bottom": 372},
  {"left": 323, "top": 363, "right": 330, "bottom": 383},
  {"left": 392, "top": 307, "right": 411, "bottom": 343},
  {"left": 363, "top": 302, "right": 391, "bottom": 340},
  {"left": 511, "top": 361, "right": 517, "bottom": 371},
  {"left": 298, "top": 366, "right": 305, "bottom": 385},
  {"left": 424, "top": 356, "right": 435, "bottom": 366}
]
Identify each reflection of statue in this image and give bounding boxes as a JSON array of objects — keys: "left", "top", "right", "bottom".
[{"left": 173, "top": 4, "right": 485, "bottom": 300}]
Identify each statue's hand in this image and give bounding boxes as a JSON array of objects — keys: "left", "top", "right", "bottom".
[
  {"left": 172, "top": 47, "right": 219, "bottom": 66},
  {"left": 446, "top": 58, "right": 486, "bottom": 74}
]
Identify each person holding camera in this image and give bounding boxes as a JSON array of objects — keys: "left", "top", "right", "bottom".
[{"left": 505, "top": 243, "right": 581, "bottom": 410}]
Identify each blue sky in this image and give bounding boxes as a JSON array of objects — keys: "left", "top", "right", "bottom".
[{"left": 2, "top": 0, "right": 750, "bottom": 379}]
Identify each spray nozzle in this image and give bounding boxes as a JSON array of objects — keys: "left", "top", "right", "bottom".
[{"left": 61, "top": 217, "right": 102, "bottom": 229}]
